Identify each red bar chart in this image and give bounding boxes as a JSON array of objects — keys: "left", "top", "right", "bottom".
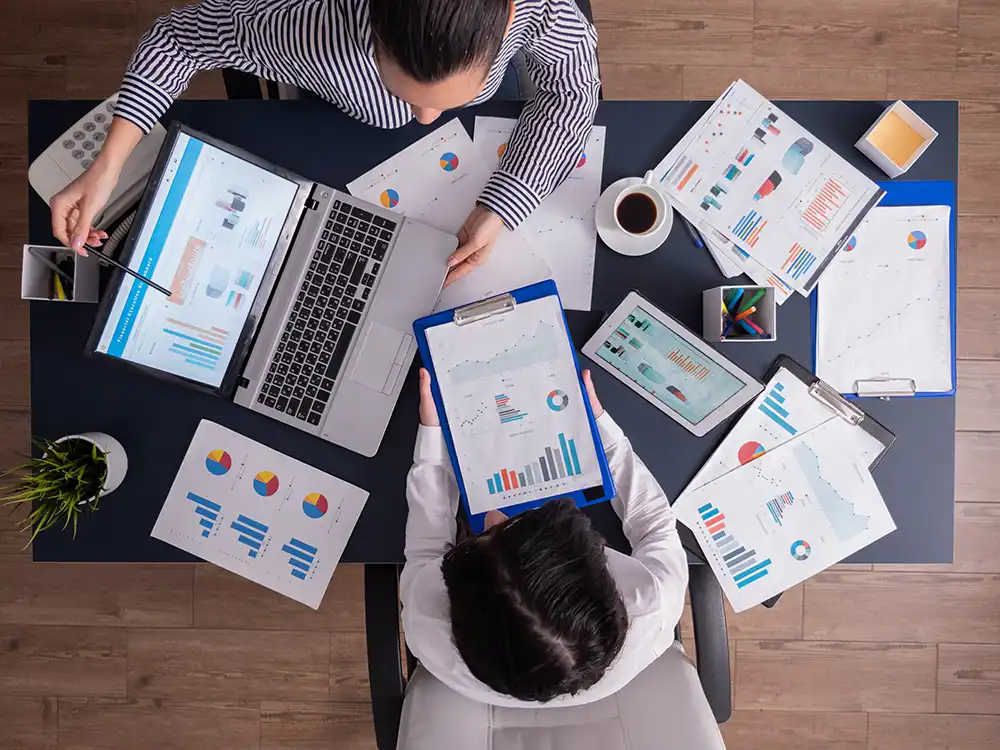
[{"left": 667, "top": 349, "right": 710, "bottom": 381}]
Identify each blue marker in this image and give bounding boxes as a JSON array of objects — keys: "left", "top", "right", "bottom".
[{"left": 727, "top": 287, "right": 745, "bottom": 311}]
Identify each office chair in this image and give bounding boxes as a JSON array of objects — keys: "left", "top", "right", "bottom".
[{"left": 363, "top": 561, "right": 731, "bottom": 750}]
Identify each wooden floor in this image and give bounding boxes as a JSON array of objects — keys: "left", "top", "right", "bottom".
[{"left": 1, "top": 1, "right": 998, "bottom": 748}]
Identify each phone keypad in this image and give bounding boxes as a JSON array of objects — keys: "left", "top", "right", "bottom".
[{"left": 55, "top": 99, "right": 113, "bottom": 170}]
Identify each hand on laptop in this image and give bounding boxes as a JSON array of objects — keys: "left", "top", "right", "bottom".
[
  {"left": 445, "top": 205, "right": 506, "bottom": 287},
  {"left": 418, "top": 368, "right": 441, "bottom": 427}
]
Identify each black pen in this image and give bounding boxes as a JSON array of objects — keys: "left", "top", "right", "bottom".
[
  {"left": 680, "top": 216, "right": 705, "bottom": 249},
  {"left": 84, "top": 244, "right": 172, "bottom": 297}
]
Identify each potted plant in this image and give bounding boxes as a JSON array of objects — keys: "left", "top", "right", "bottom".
[{"left": 0, "top": 432, "right": 128, "bottom": 544}]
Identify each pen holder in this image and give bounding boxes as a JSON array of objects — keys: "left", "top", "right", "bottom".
[
  {"left": 703, "top": 285, "right": 776, "bottom": 342},
  {"left": 22, "top": 245, "right": 100, "bottom": 303}
]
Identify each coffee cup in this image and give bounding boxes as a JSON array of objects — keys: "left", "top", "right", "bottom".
[{"left": 613, "top": 171, "right": 671, "bottom": 237}]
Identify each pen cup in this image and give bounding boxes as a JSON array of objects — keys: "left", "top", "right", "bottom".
[
  {"left": 703, "top": 285, "right": 776, "bottom": 342},
  {"left": 21, "top": 245, "right": 99, "bottom": 303}
]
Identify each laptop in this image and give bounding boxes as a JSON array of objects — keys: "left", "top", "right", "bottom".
[{"left": 87, "top": 122, "right": 456, "bottom": 457}]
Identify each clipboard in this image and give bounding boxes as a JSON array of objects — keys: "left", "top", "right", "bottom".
[
  {"left": 413, "top": 280, "right": 615, "bottom": 532},
  {"left": 810, "top": 179, "right": 957, "bottom": 399}
]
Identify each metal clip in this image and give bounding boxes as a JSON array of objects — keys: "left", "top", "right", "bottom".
[
  {"left": 808, "top": 379, "right": 865, "bottom": 425},
  {"left": 453, "top": 293, "right": 516, "bottom": 326}
]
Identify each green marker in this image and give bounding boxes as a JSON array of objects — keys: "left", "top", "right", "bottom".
[{"left": 739, "top": 288, "right": 767, "bottom": 314}]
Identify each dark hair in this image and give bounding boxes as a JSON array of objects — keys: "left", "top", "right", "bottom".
[
  {"left": 442, "top": 499, "right": 628, "bottom": 702},
  {"left": 369, "top": 0, "right": 511, "bottom": 83}
]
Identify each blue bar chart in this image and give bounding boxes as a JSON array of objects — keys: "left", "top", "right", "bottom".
[
  {"left": 485, "top": 432, "right": 583, "bottom": 495},
  {"left": 494, "top": 394, "right": 526, "bottom": 424},
  {"left": 230, "top": 514, "right": 269, "bottom": 558},
  {"left": 764, "top": 491, "right": 795, "bottom": 526},
  {"left": 164, "top": 326, "right": 225, "bottom": 372},
  {"left": 187, "top": 492, "right": 221, "bottom": 538},
  {"left": 758, "top": 382, "right": 797, "bottom": 435},
  {"left": 698, "top": 502, "right": 772, "bottom": 589},
  {"left": 281, "top": 537, "right": 318, "bottom": 580}
]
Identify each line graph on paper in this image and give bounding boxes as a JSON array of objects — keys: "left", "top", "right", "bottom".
[{"left": 446, "top": 322, "right": 559, "bottom": 384}]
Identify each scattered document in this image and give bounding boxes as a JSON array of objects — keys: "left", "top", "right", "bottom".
[
  {"left": 474, "top": 117, "right": 604, "bottom": 311},
  {"left": 152, "top": 420, "right": 369, "bottom": 609},
  {"left": 653, "top": 80, "right": 884, "bottom": 300},
  {"left": 425, "top": 295, "right": 604, "bottom": 515},
  {"left": 347, "top": 119, "right": 551, "bottom": 311},
  {"left": 816, "top": 205, "right": 953, "bottom": 395},
  {"left": 675, "top": 419, "right": 895, "bottom": 612}
]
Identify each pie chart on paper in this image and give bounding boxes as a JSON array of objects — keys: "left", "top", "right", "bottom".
[
  {"left": 907, "top": 230, "right": 927, "bottom": 250},
  {"left": 380, "top": 189, "right": 399, "bottom": 209},
  {"left": 253, "top": 471, "right": 280, "bottom": 497},
  {"left": 205, "top": 449, "right": 232, "bottom": 476},
  {"left": 738, "top": 441, "right": 766, "bottom": 465},
  {"left": 302, "top": 492, "right": 329, "bottom": 519},
  {"left": 439, "top": 152, "right": 459, "bottom": 171}
]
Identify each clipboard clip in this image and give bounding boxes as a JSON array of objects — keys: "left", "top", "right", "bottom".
[
  {"left": 854, "top": 378, "right": 917, "bottom": 400},
  {"left": 453, "top": 292, "right": 517, "bottom": 326},
  {"left": 808, "top": 379, "right": 865, "bottom": 426}
]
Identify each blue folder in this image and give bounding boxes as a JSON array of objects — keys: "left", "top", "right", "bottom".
[
  {"left": 413, "top": 280, "right": 615, "bottom": 533},
  {"left": 811, "top": 179, "right": 957, "bottom": 398}
]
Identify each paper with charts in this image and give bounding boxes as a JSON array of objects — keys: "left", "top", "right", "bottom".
[
  {"left": 816, "top": 205, "right": 953, "bottom": 395},
  {"left": 652, "top": 80, "right": 884, "bottom": 300},
  {"left": 474, "top": 117, "right": 604, "bottom": 312},
  {"left": 426, "top": 296, "right": 603, "bottom": 516},
  {"left": 675, "top": 417, "right": 895, "bottom": 612},
  {"left": 152, "top": 420, "right": 369, "bottom": 609},
  {"left": 347, "top": 118, "right": 551, "bottom": 311}
]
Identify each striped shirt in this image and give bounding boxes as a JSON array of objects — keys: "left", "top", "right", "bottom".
[{"left": 116, "top": 0, "right": 601, "bottom": 229}]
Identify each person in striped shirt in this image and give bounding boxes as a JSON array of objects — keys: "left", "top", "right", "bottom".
[{"left": 51, "top": 0, "right": 601, "bottom": 287}]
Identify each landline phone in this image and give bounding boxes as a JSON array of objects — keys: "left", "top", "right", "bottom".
[{"left": 29, "top": 94, "right": 167, "bottom": 252}]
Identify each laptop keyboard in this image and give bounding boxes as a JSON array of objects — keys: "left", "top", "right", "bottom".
[{"left": 256, "top": 199, "right": 396, "bottom": 425}]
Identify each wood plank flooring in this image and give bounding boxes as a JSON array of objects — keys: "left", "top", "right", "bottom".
[{"left": 0, "top": 0, "right": 997, "bottom": 746}]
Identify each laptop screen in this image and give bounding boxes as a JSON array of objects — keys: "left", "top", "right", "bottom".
[{"left": 95, "top": 130, "right": 300, "bottom": 388}]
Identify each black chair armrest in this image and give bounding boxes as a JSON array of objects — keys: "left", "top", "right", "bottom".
[
  {"left": 364, "top": 564, "right": 406, "bottom": 750},
  {"left": 688, "top": 564, "right": 732, "bottom": 723}
]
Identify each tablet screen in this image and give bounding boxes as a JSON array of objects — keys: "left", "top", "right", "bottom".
[
  {"left": 595, "top": 306, "right": 747, "bottom": 426},
  {"left": 94, "top": 130, "right": 299, "bottom": 388}
]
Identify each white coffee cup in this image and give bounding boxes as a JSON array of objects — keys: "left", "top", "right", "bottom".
[{"left": 613, "top": 170, "right": 671, "bottom": 237}]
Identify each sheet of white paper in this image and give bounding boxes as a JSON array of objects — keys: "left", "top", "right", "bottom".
[
  {"left": 703, "top": 231, "right": 745, "bottom": 278},
  {"left": 425, "top": 296, "right": 604, "bottom": 515},
  {"left": 674, "top": 418, "right": 896, "bottom": 611},
  {"left": 151, "top": 420, "right": 369, "bottom": 609},
  {"left": 816, "top": 205, "right": 953, "bottom": 394},
  {"left": 679, "top": 366, "right": 884, "bottom": 501},
  {"left": 654, "top": 80, "right": 883, "bottom": 298},
  {"left": 346, "top": 119, "right": 551, "bottom": 311},
  {"left": 474, "top": 116, "right": 603, "bottom": 311}
]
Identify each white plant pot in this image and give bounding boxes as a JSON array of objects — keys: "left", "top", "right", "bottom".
[{"left": 54, "top": 432, "right": 128, "bottom": 499}]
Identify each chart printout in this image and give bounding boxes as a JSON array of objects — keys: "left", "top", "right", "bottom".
[{"left": 426, "top": 296, "right": 603, "bottom": 515}]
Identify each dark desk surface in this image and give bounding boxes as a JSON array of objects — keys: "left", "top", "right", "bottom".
[{"left": 28, "top": 98, "right": 957, "bottom": 565}]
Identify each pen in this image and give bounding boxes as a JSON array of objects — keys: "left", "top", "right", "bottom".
[
  {"left": 727, "top": 287, "right": 745, "bottom": 312},
  {"left": 733, "top": 306, "right": 756, "bottom": 323},
  {"left": 680, "top": 217, "right": 705, "bottom": 249},
  {"left": 84, "top": 244, "right": 172, "bottom": 297},
  {"left": 739, "top": 288, "right": 767, "bottom": 314}
]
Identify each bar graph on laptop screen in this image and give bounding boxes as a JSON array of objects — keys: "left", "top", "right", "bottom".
[
  {"left": 95, "top": 131, "right": 299, "bottom": 387},
  {"left": 426, "top": 297, "right": 605, "bottom": 516},
  {"left": 595, "top": 306, "right": 745, "bottom": 425}
]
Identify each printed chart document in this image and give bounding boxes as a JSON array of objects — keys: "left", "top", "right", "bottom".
[
  {"left": 347, "top": 119, "right": 551, "bottom": 311},
  {"left": 474, "top": 117, "right": 604, "bottom": 311},
  {"left": 675, "top": 419, "right": 895, "bottom": 612},
  {"left": 152, "top": 420, "right": 369, "bottom": 609},
  {"left": 653, "top": 80, "right": 884, "bottom": 300},
  {"left": 426, "top": 296, "right": 604, "bottom": 515},
  {"left": 816, "top": 205, "right": 953, "bottom": 394}
]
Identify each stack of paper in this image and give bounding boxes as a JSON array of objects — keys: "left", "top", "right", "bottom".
[
  {"left": 347, "top": 119, "right": 552, "bottom": 312},
  {"left": 674, "top": 368, "right": 895, "bottom": 611},
  {"left": 653, "top": 81, "right": 885, "bottom": 303}
]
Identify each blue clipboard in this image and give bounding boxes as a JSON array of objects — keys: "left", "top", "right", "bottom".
[
  {"left": 413, "top": 280, "right": 615, "bottom": 533},
  {"left": 810, "top": 179, "right": 957, "bottom": 398}
]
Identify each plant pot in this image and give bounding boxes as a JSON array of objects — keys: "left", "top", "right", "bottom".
[{"left": 54, "top": 432, "right": 128, "bottom": 498}]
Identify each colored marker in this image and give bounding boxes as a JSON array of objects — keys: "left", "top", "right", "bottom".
[
  {"left": 739, "top": 288, "right": 767, "bottom": 314},
  {"left": 740, "top": 318, "right": 765, "bottom": 335},
  {"left": 734, "top": 306, "right": 756, "bottom": 323},
  {"left": 727, "top": 287, "right": 745, "bottom": 311},
  {"left": 722, "top": 300, "right": 729, "bottom": 316}
]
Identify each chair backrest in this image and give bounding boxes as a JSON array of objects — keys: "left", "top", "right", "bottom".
[{"left": 396, "top": 642, "right": 726, "bottom": 750}]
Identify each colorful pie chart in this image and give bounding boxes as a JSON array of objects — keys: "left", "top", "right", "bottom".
[
  {"left": 738, "top": 441, "right": 766, "bottom": 465},
  {"left": 790, "top": 540, "right": 812, "bottom": 561},
  {"left": 205, "top": 449, "right": 232, "bottom": 476},
  {"left": 303, "top": 492, "right": 329, "bottom": 519},
  {"left": 380, "top": 188, "right": 399, "bottom": 209},
  {"left": 843, "top": 235, "right": 857, "bottom": 252},
  {"left": 576, "top": 152, "right": 587, "bottom": 169},
  {"left": 253, "top": 471, "right": 279, "bottom": 497},
  {"left": 439, "top": 152, "right": 459, "bottom": 171},
  {"left": 497, "top": 142, "right": 508, "bottom": 159},
  {"left": 546, "top": 389, "right": 569, "bottom": 411},
  {"left": 907, "top": 230, "right": 927, "bottom": 250}
]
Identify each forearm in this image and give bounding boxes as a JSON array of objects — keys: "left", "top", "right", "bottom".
[{"left": 93, "top": 118, "right": 145, "bottom": 175}]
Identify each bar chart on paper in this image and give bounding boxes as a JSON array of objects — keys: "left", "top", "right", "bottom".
[
  {"left": 230, "top": 513, "right": 269, "bottom": 558},
  {"left": 187, "top": 492, "right": 221, "bottom": 538},
  {"left": 486, "top": 431, "right": 582, "bottom": 496},
  {"left": 698, "top": 502, "right": 772, "bottom": 589},
  {"left": 282, "top": 537, "right": 318, "bottom": 580}
]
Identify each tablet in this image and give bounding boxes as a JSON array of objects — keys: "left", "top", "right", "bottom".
[{"left": 582, "top": 292, "right": 763, "bottom": 436}]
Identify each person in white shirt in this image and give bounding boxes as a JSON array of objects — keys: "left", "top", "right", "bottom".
[{"left": 401, "top": 367, "right": 689, "bottom": 707}]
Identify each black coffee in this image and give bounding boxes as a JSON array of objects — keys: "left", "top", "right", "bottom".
[{"left": 616, "top": 192, "right": 658, "bottom": 234}]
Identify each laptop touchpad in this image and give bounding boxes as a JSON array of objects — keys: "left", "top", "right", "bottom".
[{"left": 351, "top": 321, "right": 405, "bottom": 392}]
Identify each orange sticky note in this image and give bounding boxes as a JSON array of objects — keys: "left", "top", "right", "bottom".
[{"left": 867, "top": 111, "right": 926, "bottom": 168}]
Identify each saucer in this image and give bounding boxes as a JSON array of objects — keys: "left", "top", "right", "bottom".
[{"left": 596, "top": 177, "right": 675, "bottom": 257}]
